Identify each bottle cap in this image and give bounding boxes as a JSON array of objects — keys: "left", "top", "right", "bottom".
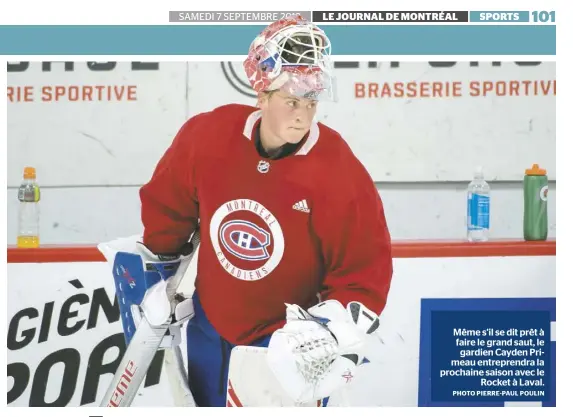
[
  {"left": 23, "top": 167, "right": 36, "bottom": 180},
  {"left": 525, "top": 164, "right": 547, "bottom": 176},
  {"left": 474, "top": 165, "right": 484, "bottom": 179}
]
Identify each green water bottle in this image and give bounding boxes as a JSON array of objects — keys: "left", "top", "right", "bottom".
[{"left": 523, "top": 164, "right": 548, "bottom": 241}]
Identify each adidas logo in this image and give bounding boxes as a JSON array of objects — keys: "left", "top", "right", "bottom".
[{"left": 293, "top": 199, "right": 310, "bottom": 213}]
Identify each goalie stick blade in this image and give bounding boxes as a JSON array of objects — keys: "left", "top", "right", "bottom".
[
  {"left": 101, "top": 317, "right": 169, "bottom": 407},
  {"left": 164, "top": 346, "right": 197, "bottom": 406}
]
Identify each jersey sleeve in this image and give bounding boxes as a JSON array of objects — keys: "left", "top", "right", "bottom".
[
  {"left": 314, "top": 156, "right": 393, "bottom": 315},
  {"left": 139, "top": 114, "right": 206, "bottom": 254}
]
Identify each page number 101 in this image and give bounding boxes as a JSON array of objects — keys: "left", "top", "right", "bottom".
[{"left": 532, "top": 11, "right": 555, "bottom": 22}]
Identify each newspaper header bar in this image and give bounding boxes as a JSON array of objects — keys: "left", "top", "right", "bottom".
[
  {"left": 169, "top": 11, "right": 311, "bottom": 23},
  {"left": 0, "top": 25, "right": 556, "bottom": 55},
  {"left": 165, "top": 10, "right": 556, "bottom": 25}
]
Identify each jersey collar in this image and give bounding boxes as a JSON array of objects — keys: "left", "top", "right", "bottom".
[{"left": 242, "top": 110, "right": 320, "bottom": 156}]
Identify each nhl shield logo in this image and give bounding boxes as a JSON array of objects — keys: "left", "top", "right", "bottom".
[{"left": 257, "top": 160, "right": 270, "bottom": 173}]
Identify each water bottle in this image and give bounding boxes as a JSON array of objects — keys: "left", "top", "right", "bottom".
[
  {"left": 467, "top": 166, "right": 490, "bottom": 242},
  {"left": 523, "top": 164, "right": 548, "bottom": 241},
  {"left": 17, "top": 166, "right": 41, "bottom": 248}
]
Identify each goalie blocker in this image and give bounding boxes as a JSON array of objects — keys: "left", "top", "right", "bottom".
[{"left": 97, "top": 230, "right": 199, "bottom": 407}]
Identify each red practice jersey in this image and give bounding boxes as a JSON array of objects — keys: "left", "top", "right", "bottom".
[{"left": 140, "top": 104, "right": 393, "bottom": 345}]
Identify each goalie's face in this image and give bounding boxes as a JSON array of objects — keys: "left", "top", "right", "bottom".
[{"left": 259, "top": 90, "right": 318, "bottom": 147}]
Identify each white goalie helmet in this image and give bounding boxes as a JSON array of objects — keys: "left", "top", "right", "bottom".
[{"left": 243, "top": 14, "right": 336, "bottom": 101}]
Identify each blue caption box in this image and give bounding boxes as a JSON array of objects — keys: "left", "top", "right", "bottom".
[
  {"left": 418, "top": 298, "right": 556, "bottom": 407},
  {"left": 431, "top": 310, "right": 550, "bottom": 402}
]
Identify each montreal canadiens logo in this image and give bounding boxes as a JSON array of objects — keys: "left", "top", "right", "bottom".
[
  {"left": 220, "top": 220, "right": 271, "bottom": 261},
  {"left": 210, "top": 199, "right": 285, "bottom": 281}
]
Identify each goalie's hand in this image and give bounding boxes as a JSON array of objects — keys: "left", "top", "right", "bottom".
[
  {"left": 130, "top": 294, "right": 195, "bottom": 349},
  {"left": 266, "top": 300, "right": 380, "bottom": 404}
]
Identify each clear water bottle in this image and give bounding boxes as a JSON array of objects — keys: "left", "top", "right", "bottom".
[
  {"left": 17, "top": 166, "right": 41, "bottom": 248},
  {"left": 467, "top": 166, "right": 490, "bottom": 242}
]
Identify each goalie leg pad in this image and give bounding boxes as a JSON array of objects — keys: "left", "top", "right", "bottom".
[{"left": 183, "top": 294, "right": 278, "bottom": 407}]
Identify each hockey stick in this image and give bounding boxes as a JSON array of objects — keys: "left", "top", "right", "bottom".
[
  {"left": 163, "top": 344, "right": 196, "bottom": 406},
  {"left": 100, "top": 228, "right": 201, "bottom": 407}
]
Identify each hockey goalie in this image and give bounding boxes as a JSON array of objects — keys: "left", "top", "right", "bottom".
[{"left": 98, "top": 14, "right": 394, "bottom": 407}]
